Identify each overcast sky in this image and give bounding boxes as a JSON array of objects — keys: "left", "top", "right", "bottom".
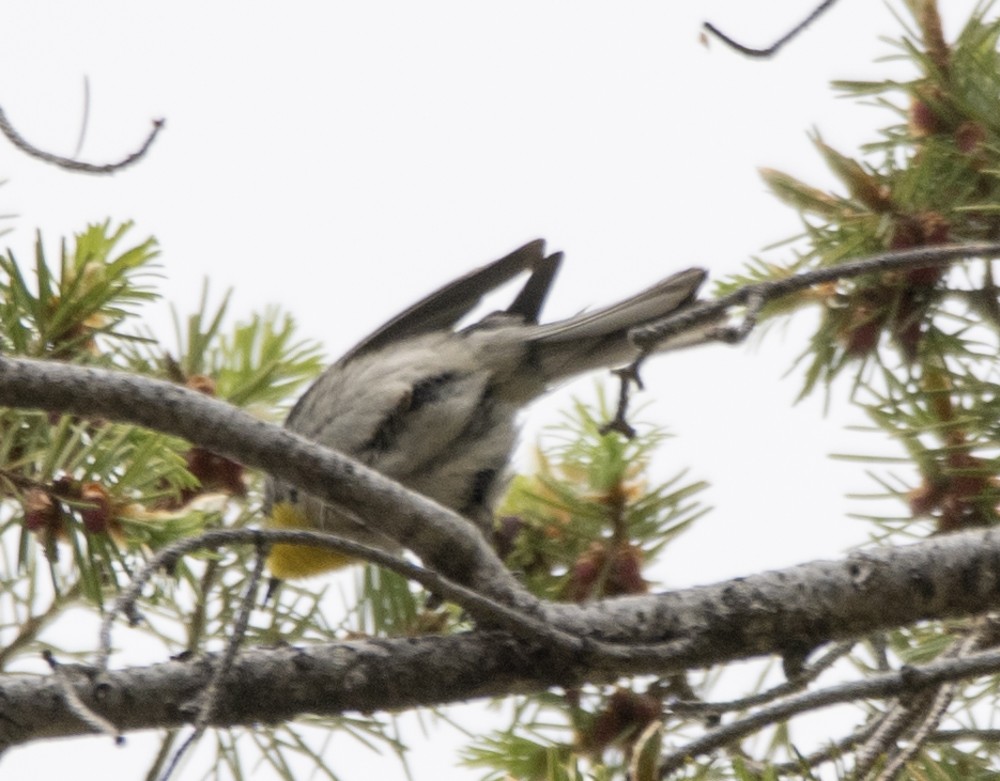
[{"left": 0, "top": 1, "right": 986, "bottom": 778}]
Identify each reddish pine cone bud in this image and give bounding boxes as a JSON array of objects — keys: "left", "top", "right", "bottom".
[
  {"left": 492, "top": 515, "right": 524, "bottom": 560},
  {"left": 581, "top": 689, "right": 662, "bottom": 753},
  {"left": 955, "top": 121, "right": 986, "bottom": 155},
  {"left": 840, "top": 304, "right": 887, "bottom": 357},
  {"left": 23, "top": 488, "right": 62, "bottom": 534},
  {"left": 909, "top": 99, "right": 942, "bottom": 137},
  {"left": 184, "top": 447, "right": 246, "bottom": 497},
  {"left": 567, "top": 543, "right": 648, "bottom": 601},
  {"left": 79, "top": 482, "right": 113, "bottom": 533},
  {"left": 186, "top": 374, "right": 217, "bottom": 396}
]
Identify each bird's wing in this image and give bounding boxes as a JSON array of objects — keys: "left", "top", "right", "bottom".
[
  {"left": 505, "top": 251, "right": 562, "bottom": 324},
  {"left": 341, "top": 239, "right": 554, "bottom": 363}
]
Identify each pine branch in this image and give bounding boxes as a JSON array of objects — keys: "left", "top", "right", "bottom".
[{"left": 6, "top": 526, "right": 1000, "bottom": 750}]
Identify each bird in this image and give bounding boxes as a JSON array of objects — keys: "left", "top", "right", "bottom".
[{"left": 263, "top": 240, "right": 707, "bottom": 579}]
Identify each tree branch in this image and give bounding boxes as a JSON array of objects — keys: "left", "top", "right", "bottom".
[
  {"left": 629, "top": 242, "right": 1000, "bottom": 352},
  {"left": 96, "top": 528, "right": 592, "bottom": 672},
  {"left": 0, "top": 105, "right": 164, "bottom": 174},
  {"left": 703, "top": 0, "right": 841, "bottom": 59},
  {"left": 95, "top": 523, "right": 1000, "bottom": 676},
  {"left": 7, "top": 543, "right": 1000, "bottom": 752},
  {"left": 658, "top": 641, "right": 1000, "bottom": 776}
]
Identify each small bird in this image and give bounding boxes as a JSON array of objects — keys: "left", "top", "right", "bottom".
[{"left": 264, "top": 240, "right": 707, "bottom": 579}]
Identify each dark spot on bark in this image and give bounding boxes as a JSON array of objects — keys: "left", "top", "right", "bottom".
[{"left": 911, "top": 568, "right": 936, "bottom": 602}]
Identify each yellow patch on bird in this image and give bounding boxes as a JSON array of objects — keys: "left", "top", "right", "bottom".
[{"left": 266, "top": 502, "right": 356, "bottom": 579}]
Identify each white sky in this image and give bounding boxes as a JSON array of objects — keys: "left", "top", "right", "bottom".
[{"left": 0, "top": 1, "right": 985, "bottom": 779}]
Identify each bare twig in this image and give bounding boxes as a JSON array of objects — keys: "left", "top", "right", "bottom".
[
  {"left": 658, "top": 643, "right": 1000, "bottom": 777},
  {"left": 869, "top": 619, "right": 999, "bottom": 781},
  {"left": 72, "top": 76, "right": 91, "bottom": 159},
  {"left": 703, "top": 0, "right": 841, "bottom": 58},
  {"left": 0, "top": 104, "right": 164, "bottom": 174},
  {"left": 42, "top": 650, "right": 122, "bottom": 744},
  {"left": 927, "top": 727, "right": 1000, "bottom": 743},
  {"left": 615, "top": 242, "right": 1000, "bottom": 433},
  {"left": 758, "top": 717, "right": 884, "bottom": 776},
  {"left": 872, "top": 690, "right": 950, "bottom": 780},
  {"left": 631, "top": 242, "right": 1000, "bottom": 354},
  {"left": 668, "top": 640, "right": 855, "bottom": 716},
  {"left": 95, "top": 527, "right": 594, "bottom": 674},
  {"left": 853, "top": 689, "right": 938, "bottom": 779},
  {"left": 158, "top": 545, "right": 268, "bottom": 781}
]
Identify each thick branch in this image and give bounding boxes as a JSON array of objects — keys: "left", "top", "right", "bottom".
[
  {"left": 544, "top": 525, "right": 1000, "bottom": 661},
  {"left": 6, "top": 356, "right": 1000, "bottom": 658},
  {"left": 0, "top": 633, "right": 554, "bottom": 749},
  {"left": 8, "top": 520, "right": 1000, "bottom": 750}
]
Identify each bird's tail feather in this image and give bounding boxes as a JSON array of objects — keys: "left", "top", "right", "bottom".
[{"left": 529, "top": 267, "right": 709, "bottom": 382}]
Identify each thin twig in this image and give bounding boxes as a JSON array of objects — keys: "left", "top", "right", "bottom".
[
  {"left": 72, "top": 76, "right": 91, "bottom": 159},
  {"left": 42, "top": 650, "right": 123, "bottom": 744},
  {"left": 0, "top": 104, "right": 164, "bottom": 174},
  {"left": 871, "top": 620, "right": 997, "bottom": 781},
  {"left": 96, "top": 528, "right": 576, "bottom": 671},
  {"left": 668, "top": 640, "right": 855, "bottom": 716},
  {"left": 616, "top": 242, "right": 1000, "bottom": 432},
  {"left": 703, "top": 0, "right": 841, "bottom": 58},
  {"left": 92, "top": 527, "right": 715, "bottom": 679},
  {"left": 874, "top": 692, "right": 950, "bottom": 780},
  {"left": 853, "top": 690, "right": 937, "bottom": 779},
  {"left": 632, "top": 242, "right": 1000, "bottom": 353},
  {"left": 927, "top": 727, "right": 1000, "bottom": 743},
  {"left": 757, "top": 717, "right": 884, "bottom": 776},
  {"left": 658, "top": 643, "right": 1000, "bottom": 777},
  {"left": 158, "top": 544, "right": 268, "bottom": 781}
]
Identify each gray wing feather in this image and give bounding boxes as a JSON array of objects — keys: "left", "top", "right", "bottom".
[
  {"left": 504, "top": 251, "right": 562, "bottom": 324},
  {"left": 340, "top": 239, "right": 550, "bottom": 363},
  {"left": 285, "top": 240, "right": 557, "bottom": 430}
]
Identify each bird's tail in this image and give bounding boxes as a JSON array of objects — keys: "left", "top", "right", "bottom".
[{"left": 528, "top": 267, "right": 709, "bottom": 383}]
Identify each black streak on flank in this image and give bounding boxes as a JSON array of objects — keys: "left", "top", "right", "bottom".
[
  {"left": 464, "top": 467, "right": 499, "bottom": 517},
  {"left": 410, "top": 372, "right": 457, "bottom": 411},
  {"left": 460, "top": 385, "right": 497, "bottom": 440},
  {"left": 363, "top": 372, "right": 458, "bottom": 453}
]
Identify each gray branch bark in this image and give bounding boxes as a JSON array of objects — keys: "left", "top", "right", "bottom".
[{"left": 4, "top": 525, "right": 1000, "bottom": 749}]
